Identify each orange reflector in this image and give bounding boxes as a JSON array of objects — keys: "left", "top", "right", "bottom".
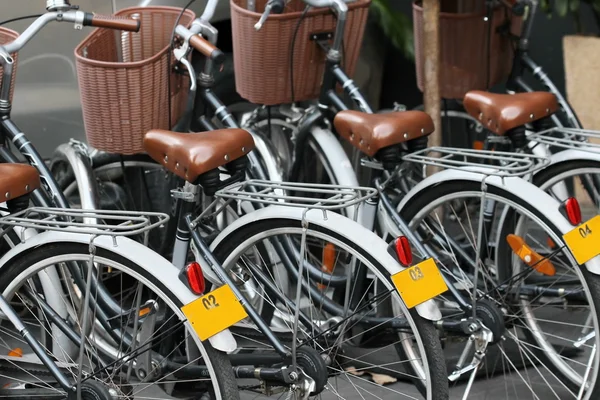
[
  {"left": 506, "top": 234, "right": 555, "bottom": 276},
  {"left": 138, "top": 306, "right": 151, "bottom": 318},
  {"left": 318, "top": 243, "right": 336, "bottom": 290},
  {"left": 547, "top": 237, "right": 556, "bottom": 249},
  {"left": 473, "top": 140, "right": 484, "bottom": 150},
  {"left": 8, "top": 348, "right": 22, "bottom": 357}
]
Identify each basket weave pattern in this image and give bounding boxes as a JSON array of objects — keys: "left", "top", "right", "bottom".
[
  {"left": 75, "top": 7, "right": 196, "bottom": 155},
  {"left": 231, "top": 0, "right": 370, "bottom": 105},
  {"left": 0, "top": 28, "right": 20, "bottom": 103},
  {"left": 413, "top": 0, "right": 522, "bottom": 99}
]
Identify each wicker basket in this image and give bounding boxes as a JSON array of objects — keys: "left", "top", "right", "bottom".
[
  {"left": 75, "top": 7, "right": 196, "bottom": 155},
  {"left": 0, "top": 28, "right": 20, "bottom": 104},
  {"left": 413, "top": 0, "right": 522, "bottom": 100},
  {"left": 231, "top": 0, "right": 370, "bottom": 105}
]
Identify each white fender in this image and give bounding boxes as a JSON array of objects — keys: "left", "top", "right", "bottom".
[
  {"left": 395, "top": 168, "right": 600, "bottom": 275},
  {"left": 0, "top": 231, "right": 237, "bottom": 353},
  {"left": 545, "top": 147, "right": 600, "bottom": 165},
  {"left": 309, "top": 126, "right": 360, "bottom": 217},
  {"left": 209, "top": 205, "right": 442, "bottom": 321}
]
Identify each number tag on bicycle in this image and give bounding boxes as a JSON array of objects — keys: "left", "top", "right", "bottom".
[
  {"left": 391, "top": 258, "right": 448, "bottom": 309},
  {"left": 563, "top": 215, "right": 600, "bottom": 265},
  {"left": 181, "top": 284, "right": 248, "bottom": 341}
]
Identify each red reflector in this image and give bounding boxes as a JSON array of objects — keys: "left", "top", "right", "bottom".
[
  {"left": 185, "top": 262, "right": 205, "bottom": 295},
  {"left": 395, "top": 236, "right": 413, "bottom": 267},
  {"left": 563, "top": 197, "right": 582, "bottom": 226}
]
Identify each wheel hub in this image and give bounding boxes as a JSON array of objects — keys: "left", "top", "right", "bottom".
[{"left": 475, "top": 299, "right": 505, "bottom": 344}]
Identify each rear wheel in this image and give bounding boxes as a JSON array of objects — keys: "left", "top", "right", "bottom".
[
  {"left": 0, "top": 242, "right": 238, "bottom": 399},
  {"left": 400, "top": 180, "right": 600, "bottom": 399},
  {"left": 212, "top": 217, "right": 449, "bottom": 400}
]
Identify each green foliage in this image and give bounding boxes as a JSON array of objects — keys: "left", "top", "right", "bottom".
[
  {"left": 369, "top": 0, "right": 415, "bottom": 60},
  {"left": 542, "top": 0, "right": 600, "bottom": 33}
]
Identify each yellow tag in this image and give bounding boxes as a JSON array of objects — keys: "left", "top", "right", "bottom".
[
  {"left": 391, "top": 258, "right": 448, "bottom": 309},
  {"left": 181, "top": 285, "right": 248, "bottom": 341},
  {"left": 563, "top": 215, "right": 600, "bottom": 265}
]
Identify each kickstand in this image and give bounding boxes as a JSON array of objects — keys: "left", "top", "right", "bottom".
[{"left": 461, "top": 361, "right": 480, "bottom": 400}]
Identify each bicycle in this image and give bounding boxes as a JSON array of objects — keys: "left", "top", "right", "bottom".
[
  {"left": 50, "top": 0, "right": 600, "bottom": 397},
  {"left": 217, "top": 0, "right": 600, "bottom": 397},
  {"left": 0, "top": 3, "right": 450, "bottom": 398},
  {"left": 0, "top": 163, "right": 240, "bottom": 399}
]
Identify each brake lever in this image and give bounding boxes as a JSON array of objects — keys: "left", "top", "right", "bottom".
[{"left": 173, "top": 39, "right": 197, "bottom": 93}]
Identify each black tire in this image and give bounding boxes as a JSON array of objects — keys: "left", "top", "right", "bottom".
[
  {"left": 0, "top": 242, "right": 239, "bottom": 400},
  {"left": 532, "top": 159, "right": 600, "bottom": 205},
  {"left": 211, "top": 218, "right": 449, "bottom": 400},
  {"left": 50, "top": 152, "right": 178, "bottom": 256},
  {"left": 400, "top": 180, "right": 600, "bottom": 398}
]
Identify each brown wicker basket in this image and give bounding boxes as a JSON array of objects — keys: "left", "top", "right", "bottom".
[
  {"left": 231, "top": 0, "right": 370, "bottom": 105},
  {"left": 75, "top": 7, "right": 196, "bottom": 155},
  {"left": 413, "top": 0, "right": 522, "bottom": 99},
  {"left": 0, "top": 28, "right": 20, "bottom": 104}
]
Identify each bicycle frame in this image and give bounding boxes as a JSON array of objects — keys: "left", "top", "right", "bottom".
[{"left": 502, "top": 0, "right": 582, "bottom": 129}]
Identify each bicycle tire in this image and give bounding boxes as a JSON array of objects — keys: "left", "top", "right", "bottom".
[
  {"left": 211, "top": 217, "right": 449, "bottom": 400},
  {"left": 400, "top": 179, "right": 600, "bottom": 398},
  {"left": 0, "top": 242, "right": 239, "bottom": 400}
]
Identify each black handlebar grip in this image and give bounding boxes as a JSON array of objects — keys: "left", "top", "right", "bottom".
[
  {"left": 512, "top": 2, "right": 526, "bottom": 16},
  {"left": 189, "top": 34, "right": 226, "bottom": 65},
  {"left": 270, "top": 0, "right": 286, "bottom": 14},
  {"left": 211, "top": 48, "right": 226, "bottom": 65}
]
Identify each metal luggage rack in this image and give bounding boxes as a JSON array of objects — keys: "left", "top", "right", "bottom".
[
  {"left": 0, "top": 207, "right": 170, "bottom": 237},
  {"left": 215, "top": 180, "right": 378, "bottom": 210},
  {"left": 401, "top": 146, "right": 550, "bottom": 177},
  {"left": 528, "top": 127, "right": 600, "bottom": 153}
]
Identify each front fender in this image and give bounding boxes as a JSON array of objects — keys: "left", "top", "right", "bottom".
[
  {"left": 210, "top": 206, "right": 442, "bottom": 321},
  {"left": 0, "top": 231, "right": 237, "bottom": 353},
  {"left": 396, "top": 168, "right": 600, "bottom": 275}
]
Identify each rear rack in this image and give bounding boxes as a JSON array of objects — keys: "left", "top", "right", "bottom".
[
  {"left": 215, "top": 180, "right": 377, "bottom": 211},
  {"left": 0, "top": 207, "right": 169, "bottom": 237},
  {"left": 528, "top": 127, "right": 600, "bottom": 153},
  {"left": 401, "top": 146, "right": 550, "bottom": 177}
]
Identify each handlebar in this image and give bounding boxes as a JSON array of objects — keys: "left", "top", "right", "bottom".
[
  {"left": 254, "top": 0, "right": 285, "bottom": 31},
  {"left": 83, "top": 13, "right": 140, "bottom": 32},
  {"left": 499, "top": 0, "right": 527, "bottom": 16},
  {"left": 189, "top": 34, "right": 225, "bottom": 64},
  {"left": 175, "top": 25, "right": 225, "bottom": 64},
  {"left": 254, "top": 0, "right": 349, "bottom": 54},
  {"left": 2, "top": 10, "right": 139, "bottom": 54}
]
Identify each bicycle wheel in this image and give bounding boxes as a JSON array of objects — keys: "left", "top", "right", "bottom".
[
  {"left": 0, "top": 242, "right": 238, "bottom": 400},
  {"left": 533, "top": 159, "right": 600, "bottom": 209},
  {"left": 51, "top": 151, "right": 179, "bottom": 255},
  {"left": 211, "top": 216, "right": 448, "bottom": 400},
  {"left": 399, "top": 179, "right": 600, "bottom": 399}
]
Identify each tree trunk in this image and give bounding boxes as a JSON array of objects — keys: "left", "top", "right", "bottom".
[{"left": 422, "top": 0, "right": 441, "bottom": 175}]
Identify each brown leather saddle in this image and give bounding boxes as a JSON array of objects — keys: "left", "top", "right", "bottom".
[
  {"left": 333, "top": 110, "right": 434, "bottom": 157},
  {"left": 0, "top": 164, "right": 40, "bottom": 202},
  {"left": 143, "top": 129, "right": 256, "bottom": 183},
  {"left": 463, "top": 91, "right": 559, "bottom": 135}
]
